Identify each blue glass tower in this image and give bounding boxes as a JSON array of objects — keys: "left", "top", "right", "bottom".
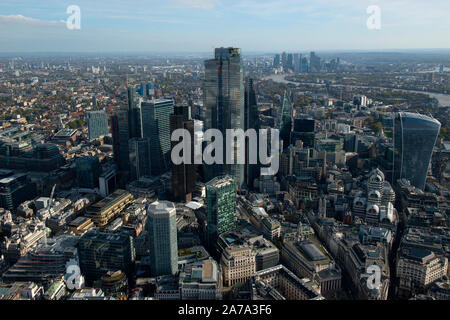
[{"left": 393, "top": 112, "right": 441, "bottom": 190}]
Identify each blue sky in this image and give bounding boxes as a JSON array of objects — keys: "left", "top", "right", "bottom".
[{"left": 1, "top": 0, "right": 450, "bottom": 53}]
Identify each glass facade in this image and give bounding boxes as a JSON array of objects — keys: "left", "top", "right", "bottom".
[
  {"left": 128, "top": 138, "right": 151, "bottom": 181},
  {"left": 393, "top": 112, "right": 441, "bottom": 190},
  {"left": 112, "top": 109, "right": 131, "bottom": 171},
  {"left": 141, "top": 99, "right": 174, "bottom": 176},
  {"left": 206, "top": 176, "right": 237, "bottom": 247},
  {"left": 78, "top": 230, "right": 136, "bottom": 284},
  {"left": 87, "top": 111, "right": 108, "bottom": 140},
  {"left": 203, "top": 48, "right": 245, "bottom": 188},
  {"left": 76, "top": 156, "right": 100, "bottom": 189}
]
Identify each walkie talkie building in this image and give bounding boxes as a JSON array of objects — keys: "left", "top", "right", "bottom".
[{"left": 393, "top": 112, "right": 441, "bottom": 191}]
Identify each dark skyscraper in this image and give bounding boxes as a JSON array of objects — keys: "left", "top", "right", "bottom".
[
  {"left": 76, "top": 156, "right": 101, "bottom": 189},
  {"left": 0, "top": 173, "right": 36, "bottom": 213},
  {"left": 393, "top": 112, "right": 441, "bottom": 190},
  {"left": 273, "top": 54, "right": 281, "bottom": 68},
  {"left": 309, "top": 51, "right": 321, "bottom": 73},
  {"left": 291, "top": 117, "right": 316, "bottom": 148},
  {"left": 287, "top": 53, "right": 294, "bottom": 71},
  {"left": 281, "top": 52, "right": 287, "bottom": 70},
  {"left": 112, "top": 109, "right": 131, "bottom": 172},
  {"left": 127, "top": 85, "right": 143, "bottom": 139},
  {"left": 141, "top": 99, "right": 174, "bottom": 176},
  {"left": 128, "top": 137, "right": 152, "bottom": 181},
  {"left": 170, "top": 105, "right": 196, "bottom": 202},
  {"left": 203, "top": 47, "right": 245, "bottom": 188}
]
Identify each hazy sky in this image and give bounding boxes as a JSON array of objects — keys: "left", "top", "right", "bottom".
[{"left": 1, "top": 0, "right": 450, "bottom": 53}]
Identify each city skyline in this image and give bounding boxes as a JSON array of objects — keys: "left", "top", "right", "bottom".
[{"left": 2, "top": 0, "right": 450, "bottom": 53}]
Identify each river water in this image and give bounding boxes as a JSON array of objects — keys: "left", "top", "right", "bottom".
[{"left": 262, "top": 74, "right": 450, "bottom": 107}]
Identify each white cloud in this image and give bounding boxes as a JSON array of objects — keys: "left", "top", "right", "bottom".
[
  {"left": 172, "top": 0, "right": 218, "bottom": 10},
  {"left": 0, "top": 14, "right": 65, "bottom": 26}
]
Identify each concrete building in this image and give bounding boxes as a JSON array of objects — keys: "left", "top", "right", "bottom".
[
  {"left": 221, "top": 246, "right": 256, "bottom": 287},
  {"left": 146, "top": 201, "right": 178, "bottom": 276}
]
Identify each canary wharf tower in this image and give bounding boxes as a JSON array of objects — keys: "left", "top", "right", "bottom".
[
  {"left": 203, "top": 48, "right": 245, "bottom": 188},
  {"left": 393, "top": 112, "right": 441, "bottom": 191}
]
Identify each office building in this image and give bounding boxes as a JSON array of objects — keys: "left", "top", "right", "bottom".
[
  {"left": 76, "top": 156, "right": 101, "bottom": 189},
  {"left": 273, "top": 54, "right": 280, "bottom": 68},
  {"left": 206, "top": 176, "right": 237, "bottom": 248},
  {"left": 87, "top": 111, "right": 108, "bottom": 140},
  {"left": 244, "top": 78, "right": 260, "bottom": 188},
  {"left": 396, "top": 246, "right": 448, "bottom": 295},
  {"left": 127, "top": 85, "right": 143, "bottom": 139},
  {"left": 170, "top": 105, "right": 196, "bottom": 202},
  {"left": 1, "top": 235, "right": 78, "bottom": 284},
  {"left": 99, "top": 164, "right": 117, "bottom": 197},
  {"left": 309, "top": 52, "right": 321, "bottom": 73},
  {"left": 251, "top": 265, "right": 324, "bottom": 300},
  {"left": 221, "top": 246, "right": 256, "bottom": 287},
  {"left": 111, "top": 110, "right": 131, "bottom": 171},
  {"left": 141, "top": 99, "right": 174, "bottom": 176},
  {"left": 0, "top": 143, "right": 65, "bottom": 172},
  {"left": 393, "top": 112, "right": 441, "bottom": 190},
  {"left": 179, "top": 258, "right": 222, "bottom": 300},
  {"left": 128, "top": 138, "right": 152, "bottom": 181},
  {"left": 85, "top": 189, "right": 134, "bottom": 228},
  {"left": 0, "top": 173, "right": 36, "bottom": 213},
  {"left": 78, "top": 230, "right": 136, "bottom": 284},
  {"left": 146, "top": 201, "right": 178, "bottom": 276},
  {"left": 203, "top": 47, "right": 245, "bottom": 187}
]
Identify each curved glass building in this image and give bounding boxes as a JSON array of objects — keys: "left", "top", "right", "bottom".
[{"left": 393, "top": 112, "right": 441, "bottom": 190}]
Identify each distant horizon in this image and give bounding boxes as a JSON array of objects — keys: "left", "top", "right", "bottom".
[
  {"left": 2, "top": 48, "right": 450, "bottom": 57},
  {"left": 2, "top": 0, "right": 450, "bottom": 53}
]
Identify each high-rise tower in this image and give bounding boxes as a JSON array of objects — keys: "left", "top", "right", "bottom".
[
  {"left": 170, "top": 105, "right": 196, "bottom": 202},
  {"left": 141, "top": 99, "right": 174, "bottom": 176},
  {"left": 393, "top": 112, "right": 441, "bottom": 190},
  {"left": 203, "top": 47, "right": 245, "bottom": 188},
  {"left": 146, "top": 201, "right": 178, "bottom": 276}
]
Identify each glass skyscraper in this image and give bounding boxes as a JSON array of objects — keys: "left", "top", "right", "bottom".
[
  {"left": 146, "top": 201, "right": 178, "bottom": 276},
  {"left": 206, "top": 176, "right": 237, "bottom": 248},
  {"left": 87, "top": 111, "right": 108, "bottom": 140},
  {"left": 141, "top": 99, "right": 174, "bottom": 176},
  {"left": 127, "top": 85, "right": 143, "bottom": 139},
  {"left": 112, "top": 109, "right": 131, "bottom": 172},
  {"left": 203, "top": 47, "right": 245, "bottom": 188},
  {"left": 128, "top": 138, "right": 151, "bottom": 181},
  {"left": 393, "top": 112, "right": 441, "bottom": 190},
  {"left": 76, "top": 156, "right": 101, "bottom": 189}
]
